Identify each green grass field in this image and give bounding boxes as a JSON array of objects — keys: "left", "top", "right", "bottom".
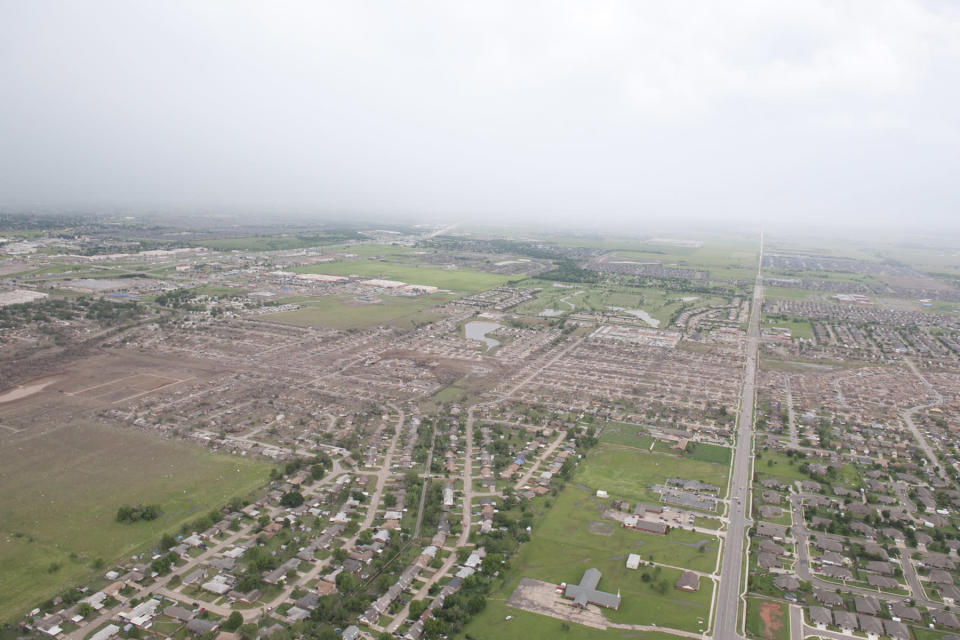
[
  {"left": 762, "top": 286, "right": 816, "bottom": 301},
  {"left": 754, "top": 452, "right": 809, "bottom": 484},
  {"left": 687, "top": 443, "right": 732, "bottom": 466},
  {"left": 263, "top": 293, "right": 450, "bottom": 329},
  {"left": 576, "top": 443, "right": 730, "bottom": 503},
  {"left": 198, "top": 233, "right": 361, "bottom": 252},
  {"left": 0, "top": 422, "right": 270, "bottom": 623},
  {"left": 761, "top": 315, "right": 814, "bottom": 340},
  {"left": 293, "top": 261, "right": 514, "bottom": 292},
  {"left": 459, "top": 603, "right": 687, "bottom": 640},
  {"left": 599, "top": 421, "right": 655, "bottom": 449},
  {"left": 461, "top": 484, "right": 716, "bottom": 638},
  {"left": 512, "top": 281, "right": 730, "bottom": 327},
  {"left": 611, "top": 244, "right": 758, "bottom": 281}
]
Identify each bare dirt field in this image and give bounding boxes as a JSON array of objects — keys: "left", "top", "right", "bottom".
[
  {"left": 757, "top": 601, "right": 784, "bottom": 640},
  {"left": 507, "top": 577, "right": 609, "bottom": 630}
]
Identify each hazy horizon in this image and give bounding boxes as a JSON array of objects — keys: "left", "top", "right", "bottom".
[{"left": 2, "top": 1, "right": 959, "bottom": 229}]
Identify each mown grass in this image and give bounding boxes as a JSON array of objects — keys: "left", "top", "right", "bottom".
[
  {"left": 459, "top": 601, "right": 685, "bottom": 640},
  {"left": 687, "top": 443, "right": 732, "bottom": 466},
  {"left": 576, "top": 443, "right": 730, "bottom": 503},
  {"left": 761, "top": 314, "right": 814, "bottom": 340},
  {"left": 460, "top": 483, "right": 716, "bottom": 638},
  {"left": 753, "top": 452, "right": 809, "bottom": 484},
  {"left": 599, "top": 421, "right": 655, "bottom": 449}
]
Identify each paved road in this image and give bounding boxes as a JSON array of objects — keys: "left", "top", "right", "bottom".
[
  {"left": 357, "top": 404, "right": 406, "bottom": 533},
  {"left": 513, "top": 431, "right": 566, "bottom": 490},
  {"left": 458, "top": 406, "right": 478, "bottom": 547},
  {"left": 901, "top": 357, "right": 946, "bottom": 482},
  {"left": 714, "top": 231, "right": 764, "bottom": 640},
  {"left": 785, "top": 377, "right": 798, "bottom": 448},
  {"left": 786, "top": 493, "right": 941, "bottom": 609}
]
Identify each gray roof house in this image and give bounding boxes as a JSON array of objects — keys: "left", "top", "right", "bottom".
[{"left": 564, "top": 568, "right": 621, "bottom": 609}]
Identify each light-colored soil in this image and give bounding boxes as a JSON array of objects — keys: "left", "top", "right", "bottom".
[
  {"left": 757, "top": 601, "right": 784, "bottom": 640},
  {"left": 507, "top": 578, "right": 609, "bottom": 630}
]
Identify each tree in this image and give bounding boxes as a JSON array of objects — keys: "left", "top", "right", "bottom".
[
  {"left": 409, "top": 599, "right": 427, "bottom": 619},
  {"left": 159, "top": 533, "right": 177, "bottom": 551},
  {"left": 238, "top": 624, "right": 258, "bottom": 640},
  {"left": 237, "top": 573, "right": 260, "bottom": 593},
  {"left": 222, "top": 612, "right": 243, "bottom": 632},
  {"left": 424, "top": 618, "right": 445, "bottom": 639},
  {"left": 279, "top": 491, "right": 304, "bottom": 508},
  {"left": 336, "top": 571, "right": 359, "bottom": 593}
]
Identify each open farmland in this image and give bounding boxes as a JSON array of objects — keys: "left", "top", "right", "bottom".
[
  {"left": 605, "top": 244, "right": 758, "bottom": 281},
  {"left": 0, "top": 421, "right": 269, "bottom": 623},
  {"left": 293, "top": 260, "right": 515, "bottom": 292},
  {"left": 262, "top": 293, "right": 450, "bottom": 329}
]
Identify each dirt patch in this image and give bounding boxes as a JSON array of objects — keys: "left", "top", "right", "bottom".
[
  {"left": 881, "top": 273, "right": 955, "bottom": 291},
  {"left": 757, "top": 601, "right": 784, "bottom": 640},
  {"left": 507, "top": 578, "right": 609, "bottom": 630},
  {"left": 0, "top": 378, "right": 59, "bottom": 404},
  {"left": 588, "top": 521, "right": 614, "bottom": 536}
]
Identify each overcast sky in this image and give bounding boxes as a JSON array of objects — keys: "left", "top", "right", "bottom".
[{"left": 1, "top": 1, "right": 958, "bottom": 229}]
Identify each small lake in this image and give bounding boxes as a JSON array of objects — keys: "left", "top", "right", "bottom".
[
  {"left": 607, "top": 306, "right": 660, "bottom": 328},
  {"left": 465, "top": 321, "right": 504, "bottom": 350}
]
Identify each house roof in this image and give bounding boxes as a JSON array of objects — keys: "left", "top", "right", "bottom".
[
  {"left": 859, "top": 614, "right": 884, "bottom": 636},
  {"left": 675, "top": 570, "right": 700, "bottom": 591},
  {"left": 834, "top": 611, "right": 858, "bottom": 630},
  {"left": 808, "top": 606, "right": 832, "bottom": 626}
]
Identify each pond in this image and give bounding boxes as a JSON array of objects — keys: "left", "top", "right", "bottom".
[
  {"left": 607, "top": 306, "right": 660, "bottom": 328},
  {"left": 465, "top": 320, "right": 504, "bottom": 350}
]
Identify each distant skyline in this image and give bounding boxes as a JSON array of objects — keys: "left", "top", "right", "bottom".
[{"left": 1, "top": 1, "right": 959, "bottom": 228}]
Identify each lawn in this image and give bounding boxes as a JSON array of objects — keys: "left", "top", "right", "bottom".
[
  {"left": 460, "top": 484, "right": 716, "bottom": 638},
  {"left": 599, "top": 421, "right": 655, "bottom": 449},
  {"left": 293, "top": 261, "right": 514, "bottom": 293},
  {"left": 753, "top": 452, "right": 810, "bottom": 484},
  {"left": 0, "top": 422, "right": 271, "bottom": 623},
  {"left": 458, "top": 602, "right": 653, "bottom": 640},
  {"left": 761, "top": 315, "right": 814, "bottom": 340},
  {"left": 576, "top": 443, "right": 730, "bottom": 503},
  {"left": 687, "top": 443, "right": 732, "bottom": 466},
  {"left": 261, "top": 293, "right": 450, "bottom": 329},
  {"left": 534, "top": 486, "right": 719, "bottom": 574}
]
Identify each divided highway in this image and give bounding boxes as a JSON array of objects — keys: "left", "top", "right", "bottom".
[{"left": 714, "top": 231, "right": 763, "bottom": 640}]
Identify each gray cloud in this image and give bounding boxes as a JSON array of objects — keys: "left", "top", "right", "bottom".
[{"left": 1, "top": 1, "right": 958, "bottom": 228}]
